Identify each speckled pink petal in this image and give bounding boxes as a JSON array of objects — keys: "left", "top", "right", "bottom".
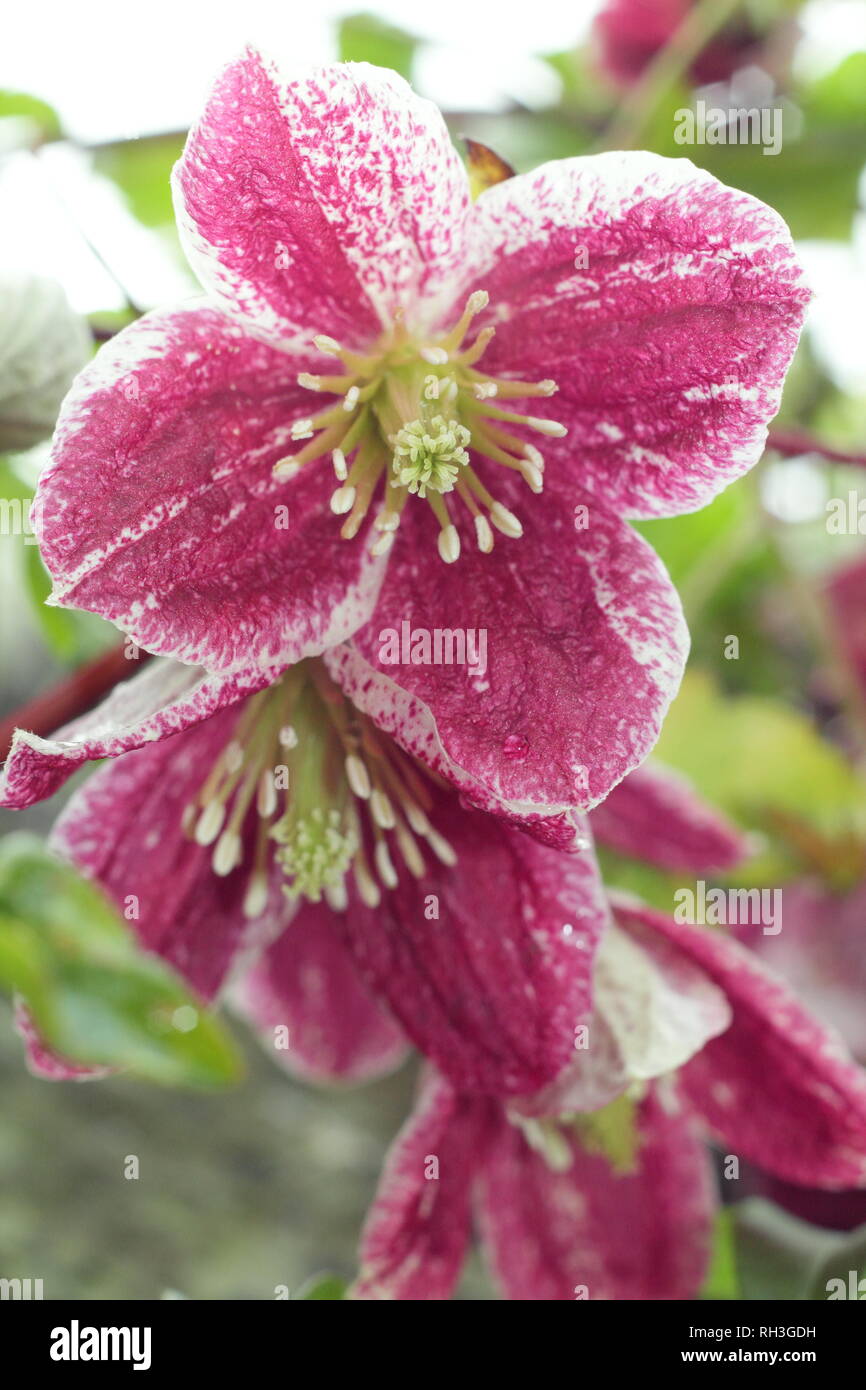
[
  {"left": 477, "top": 1082, "right": 715, "bottom": 1300},
  {"left": 739, "top": 878, "right": 866, "bottom": 1064},
  {"left": 615, "top": 896, "right": 866, "bottom": 1188},
  {"left": 333, "top": 789, "right": 608, "bottom": 1096},
  {"left": 0, "top": 656, "right": 280, "bottom": 810},
  {"left": 590, "top": 761, "right": 749, "bottom": 871},
  {"left": 37, "top": 303, "right": 385, "bottom": 672},
  {"left": 51, "top": 704, "right": 292, "bottom": 999},
  {"left": 353, "top": 1073, "right": 490, "bottom": 1300},
  {"left": 235, "top": 900, "right": 408, "bottom": 1084},
  {"left": 593, "top": 0, "right": 760, "bottom": 86},
  {"left": 514, "top": 915, "right": 731, "bottom": 1117},
  {"left": 173, "top": 51, "right": 472, "bottom": 347},
  {"left": 325, "top": 486, "right": 688, "bottom": 845},
  {"left": 825, "top": 549, "right": 866, "bottom": 704},
  {"left": 464, "top": 152, "right": 809, "bottom": 518}
]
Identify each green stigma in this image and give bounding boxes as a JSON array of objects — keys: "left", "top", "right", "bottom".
[
  {"left": 273, "top": 806, "right": 358, "bottom": 902},
  {"left": 391, "top": 415, "right": 471, "bottom": 498}
]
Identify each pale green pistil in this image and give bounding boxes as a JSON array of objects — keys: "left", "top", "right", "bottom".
[
  {"left": 392, "top": 415, "right": 471, "bottom": 498},
  {"left": 273, "top": 806, "right": 357, "bottom": 902}
]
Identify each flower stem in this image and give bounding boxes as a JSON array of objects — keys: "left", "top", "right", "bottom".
[
  {"left": 768, "top": 427, "right": 866, "bottom": 469},
  {"left": 0, "top": 643, "right": 149, "bottom": 763},
  {"left": 598, "top": 0, "right": 743, "bottom": 151}
]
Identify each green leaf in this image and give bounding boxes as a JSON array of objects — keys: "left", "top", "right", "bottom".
[
  {"left": 700, "top": 1208, "right": 740, "bottom": 1300},
  {"left": 653, "top": 670, "right": 866, "bottom": 882},
  {"left": 293, "top": 1273, "right": 347, "bottom": 1300},
  {"left": 0, "top": 456, "right": 117, "bottom": 663},
  {"left": 0, "top": 90, "right": 62, "bottom": 146},
  {"left": 0, "top": 276, "right": 91, "bottom": 452},
  {"left": 808, "top": 1225, "right": 866, "bottom": 1301},
  {"left": 0, "top": 834, "right": 243, "bottom": 1088},
  {"left": 806, "top": 52, "right": 866, "bottom": 126},
  {"left": 338, "top": 13, "right": 418, "bottom": 79},
  {"left": 732, "top": 1199, "right": 866, "bottom": 1301},
  {"left": 94, "top": 135, "right": 186, "bottom": 231}
]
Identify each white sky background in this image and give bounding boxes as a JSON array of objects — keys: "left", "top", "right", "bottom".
[
  {"left": 1, "top": 0, "right": 866, "bottom": 397},
  {"left": 0, "top": 0, "right": 598, "bottom": 141}
]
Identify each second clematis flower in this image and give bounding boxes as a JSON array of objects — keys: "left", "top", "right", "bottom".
[
  {"left": 33, "top": 50, "right": 809, "bottom": 835},
  {"left": 0, "top": 650, "right": 740, "bottom": 1096},
  {"left": 353, "top": 895, "right": 866, "bottom": 1301}
]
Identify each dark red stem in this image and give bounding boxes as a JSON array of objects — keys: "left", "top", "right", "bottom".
[
  {"left": 0, "top": 644, "right": 150, "bottom": 764},
  {"left": 768, "top": 428, "right": 866, "bottom": 468}
]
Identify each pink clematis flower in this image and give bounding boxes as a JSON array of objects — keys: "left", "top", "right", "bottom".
[
  {"left": 30, "top": 50, "right": 809, "bottom": 835},
  {"left": 6, "top": 654, "right": 607, "bottom": 1097},
  {"left": 353, "top": 897, "right": 866, "bottom": 1301},
  {"left": 2, "top": 653, "right": 741, "bottom": 1096},
  {"left": 594, "top": 0, "right": 766, "bottom": 87}
]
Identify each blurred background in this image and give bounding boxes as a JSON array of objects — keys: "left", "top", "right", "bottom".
[{"left": 3, "top": 0, "right": 866, "bottom": 1299}]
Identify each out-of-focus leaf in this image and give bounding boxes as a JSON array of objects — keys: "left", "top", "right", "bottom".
[
  {"left": 0, "top": 834, "right": 243, "bottom": 1088},
  {"left": 733, "top": 1199, "right": 865, "bottom": 1301},
  {"left": 594, "top": 844, "right": 682, "bottom": 914},
  {"left": 0, "top": 90, "right": 61, "bottom": 148},
  {"left": 94, "top": 134, "right": 185, "bottom": 230},
  {"left": 338, "top": 12, "right": 418, "bottom": 79},
  {"left": 23, "top": 541, "right": 115, "bottom": 664},
  {"left": 293, "top": 1272, "right": 347, "bottom": 1300},
  {"left": 653, "top": 670, "right": 866, "bottom": 882},
  {"left": 808, "top": 1224, "right": 866, "bottom": 1300},
  {"left": 806, "top": 51, "right": 866, "bottom": 125},
  {"left": 0, "top": 275, "right": 91, "bottom": 452},
  {"left": 636, "top": 477, "right": 751, "bottom": 593},
  {"left": 700, "top": 1208, "right": 740, "bottom": 1300},
  {"left": 0, "top": 456, "right": 116, "bottom": 663}
]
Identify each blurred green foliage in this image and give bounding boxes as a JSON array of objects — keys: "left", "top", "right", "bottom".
[{"left": 0, "top": 835, "right": 242, "bottom": 1088}]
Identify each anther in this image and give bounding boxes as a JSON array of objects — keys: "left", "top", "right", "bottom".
[
  {"left": 374, "top": 839, "right": 399, "bottom": 889},
  {"left": 330, "top": 484, "right": 356, "bottom": 515},
  {"left": 527, "top": 417, "right": 567, "bottom": 436},
  {"left": 224, "top": 742, "right": 244, "bottom": 774},
  {"left": 213, "top": 829, "right": 242, "bottom": 876},
  {"left": 425, "top": 826, "right": 458, "bottom": 867},
  {"left": 421, "top": 346, "right": 449, "bottom": 365},
  {"left": 345, "top": 753, "right": 372, "bottom": 799},
  {"left": 243, "top": 873, "right": 269, "bottom": 919},
  {"left": 354, "top": 857, "right": 381, "bottom": 908},
  {"left": 370, "top": 531, "right": 395, "bottom": 557},
  {"left": 332, "top": 448, "right": 348, "bottom": 481},
  {"left": 474, "top": 514, "right": 494, "bottom": 553},
  {"left": 370, "top": 788, "right": 396, "bottom": 829},
  {"left": 195, "top": 801, "right": 226, "bottom": 847},
  {"left": 325, "top": 877, "right": 349, "bottom": 912},
  {"left": 394, "top": 821, "right": 425, "bottom": 878},
  {"left": 490, "top": 502, "right": 523, "bottom": 538},
  {"left": 520, "top": 460, "right": 544, "bottom": 493},
  {"left": 257, "top": 770, "right": 277, "bottom": 819},
  {"left": 438, "top": 524, "right": 461, "bottom": 564}
]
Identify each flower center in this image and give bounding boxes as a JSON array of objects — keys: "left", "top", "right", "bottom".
[
  {"left": 274, "top": 290, "right": 565, "bottom": 563},
  {"left": 181, "top": 661, "right": 455, "bottom": 918}
]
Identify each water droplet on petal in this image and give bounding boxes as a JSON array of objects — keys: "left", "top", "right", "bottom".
[{"left": 502, "top": 733, "right": 529, "bottom": 761}]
